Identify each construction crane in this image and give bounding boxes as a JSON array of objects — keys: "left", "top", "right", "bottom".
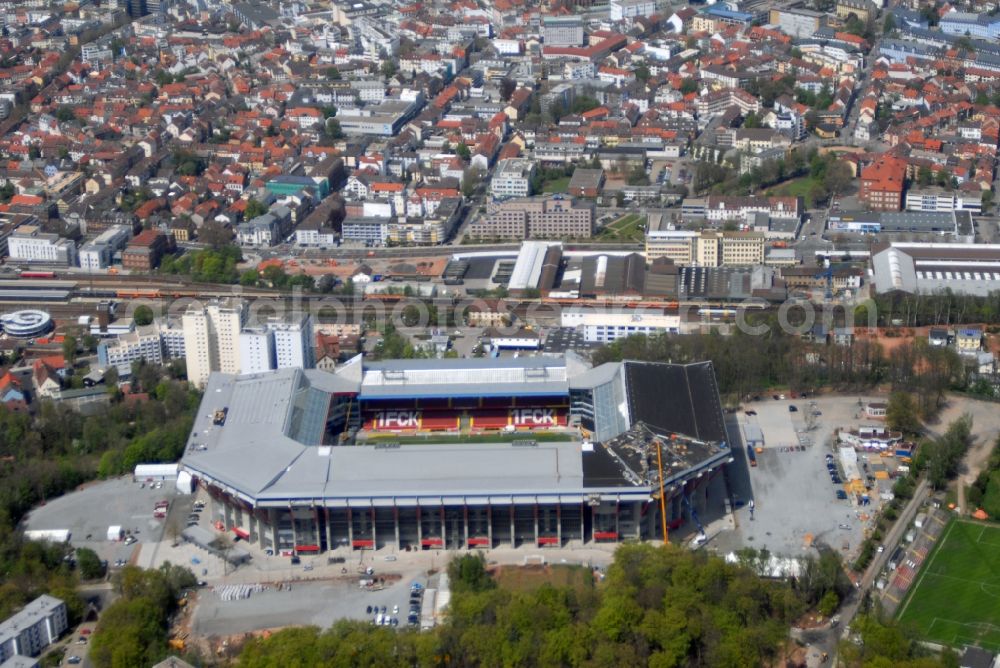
[
  {"left": 814, "top": 265, "right": 834, "bottom": 300},
  {"left": 654, "top": 439, "right": 668, "bottom": 545}
]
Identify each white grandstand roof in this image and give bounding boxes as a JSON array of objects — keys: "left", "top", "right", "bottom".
[{"left": 361, "top": 357, "right": 569, "bottom": 398}]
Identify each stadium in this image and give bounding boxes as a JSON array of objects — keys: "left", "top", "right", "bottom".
[{"left": 179, "top": 355, "right": 733, "bottom": 554}]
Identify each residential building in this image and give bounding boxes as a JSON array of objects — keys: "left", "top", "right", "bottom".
[
  {"left": 269, "top": 314, "right": 315, "bottom": 370},
  {"left": 122, "top": 230, "right": 172, "bottom": 272},
  {"left": 610, "top": 0, "right": 657, "bottom": 21},
  {"left": 182, "top": 299, "right": 247, "bottom": 388},
  {"left": 7, "top": 226, "right": 77, "bottom": 267},
  {"left": 905, "top": 188, "right": 982, "bottom": 214},
  {"left": 644, "top": 229, "right": 765, "bottom": 266},
  {"left": 491, "top": 159, "right": 536, "bottom": 199},
  {"left": 836, "top": 0, "right": 873, "bottom": 22},
  {"left": 97, "top": 324, "right": 167, "bottom": 374},
  {"left": 859, "top": 157, "right": 907, "bottom": 211},
  {"left": 0, "top": 596, "right": 67, "bottom": 662},
  {"left": 239, "top": 328, "right": 275, "bottom": 374},
  {"left": 956, "top": 328, "right": 982, "bottom": 355},
  {"left": 561, "top": 308, "right": 681, "bottom": 342},
  {"left": 469, "top": 196, "right": 594, "bottom": 240},
  {"left": 769, "top": 6, "right": 826, "bottom": 38},
  {"left": 78, "top": 225, "right": 131, "bottom": 270},
  {"left": 541, "top": 17, "right": 584, "bottom": 47}
]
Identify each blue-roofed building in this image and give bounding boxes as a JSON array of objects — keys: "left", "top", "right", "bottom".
[
  {"left": 266, "top": 174, "right": 330, "bottom": 199},
  {"left": 940, "top": 11, "right": 1000, "bottom": 40}
]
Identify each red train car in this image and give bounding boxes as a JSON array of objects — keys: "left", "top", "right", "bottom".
[{"left": 20, "top": 271, "right": 56, "bottom": 279}]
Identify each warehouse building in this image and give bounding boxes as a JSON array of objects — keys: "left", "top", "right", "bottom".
[
  {"left": 179, "top": 357, "right": 731, "bottom": 553},
  {"left": 871, "top": 242, "right": 1000, "bottom": 296}
]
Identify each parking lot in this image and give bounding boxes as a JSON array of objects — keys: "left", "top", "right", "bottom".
[
  {"left": 24, "top": 477, "right": 174, "bottom": 567},
  {"left": 712, "top": 396, "right": 882, "bottom": 560},
  {"left": 192, "top": 569, "right": 432, "bottom": 636}
]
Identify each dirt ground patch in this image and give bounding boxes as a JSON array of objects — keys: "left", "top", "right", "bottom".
[{"left": 491, "top": 564, "right": 593, "bottom": 593}]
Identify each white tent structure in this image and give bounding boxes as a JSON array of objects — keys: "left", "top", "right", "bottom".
[{"left": 134, "top": 463, "right": 179, "bottom": 481}]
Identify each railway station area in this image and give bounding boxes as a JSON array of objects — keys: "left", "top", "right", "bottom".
[{"left": 179, "top": 356, "right": 734, "bottom": 555}]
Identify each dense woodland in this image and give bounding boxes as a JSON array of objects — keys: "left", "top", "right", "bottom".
[
  {"left": 591, "top": 326, "right": 967, "bottom": 418},
  {"left": 232, "top": 548, "right": 956, "bottom": 668},
  {"left": 0, "top": 361, "right": 199, "bottom": 623}
]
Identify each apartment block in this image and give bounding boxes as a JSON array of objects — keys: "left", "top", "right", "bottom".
[
  {"left": 470, "top": 196, "right": 593, "bottom": 240},
  {"left": 0, "top": 596, "right": 67, "bottom": 662},
  {"left": 645, "top": 229, "right": 765, "bottom": 266},
  {"left": 490, "top": 159, "right": 536, "bottom": 199},
  {"left": 859, "top": 156, "right": 907, "bottom": 212},
  {"left": 182, "top": 299, "right": 247, "bottom": 388},
  {"left": 78, "top": 225, "right": 131, "bottom": 270},
  {"left": 7, "top": 226, "right": 77, "bottom": 266}
]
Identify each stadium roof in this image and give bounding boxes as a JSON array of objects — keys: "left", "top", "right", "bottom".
[
  {"left": 180, "top": 356, "right": 729, "bottom": 505},
  {"left": 361, "top": 357, "right": 569, "bottom": 398}
]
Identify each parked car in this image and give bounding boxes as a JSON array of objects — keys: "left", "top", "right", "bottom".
[
  {"left": 789, "top": 405, "right": 798, "bottom": 412},
  {"left": 836, "top": 491, "right": 848, "bottom": 500}
]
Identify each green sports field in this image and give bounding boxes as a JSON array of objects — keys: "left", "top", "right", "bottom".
[{"left": 897, "top": 519, "right": 1000, "bottom": 651}]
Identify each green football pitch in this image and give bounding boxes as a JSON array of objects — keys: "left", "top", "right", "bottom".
[{"left": 897, "top": 519, "right": 1000, "bottom": 651}]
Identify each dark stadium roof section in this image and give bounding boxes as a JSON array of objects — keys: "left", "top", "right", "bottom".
[
  {"left": 582, "top": 423, "right": 730, "bottom": 489},
  {"left": 623, "top": 361, "right": 727, "bottom": 443},
  {"left": 360, "top": 357, "right": 569, "bottom": 399}
]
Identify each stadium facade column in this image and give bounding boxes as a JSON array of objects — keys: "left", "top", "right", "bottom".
[
  {"left": 533, "top": 501, "right": 539, "bottom": 545},
  {"left": 510, "top": 502, "right": 515, "bottom": 546},
  {"left": 463, "top": 503, "right": 469, "bottom": 549},
  {"left": 289, "top": 502, "right": 299, "bottom": 547},
  {"left": 487, "top": 501, "right": 493, "bottom": 547},
  {"left": 347, "top": 506, "right": 354, "bottom": 547},
  {"left": 416, "top": 504, "right": 422, "bottom": 545},
  {"left": 269, "top": 509, "right": 279, "bottom": 551},
  {"left": 557, "top": 503, "right": 562, "bottom": 545},
  {"left": 394, "top": 504, "right": 400, "bottom": 549},
  {"left": 370, "top": 504, "right": 376, "bottom": 548},
  {"left": 615, "top": 498, "right": 620, "bottom": 542},
  {"left": 324, "top": 507, "right": 333, "bottom": 552},
  {"left": 223, "top": 501, "right": 233, "bottom": 530},
  {"left": 633, "top": 501, "right": 642, "bottom": 540},
  {"left": 439, "top": 504, "right": 446, "bottom": 547},
  {"left": 580, "top": 501, "right": 585, "bottom": 544}
]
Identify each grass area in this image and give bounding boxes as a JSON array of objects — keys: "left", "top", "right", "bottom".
[
  {"left": 541, "top": 176, "right": 570, "bottom": 194},
  {"left": 361, "top": 432, "right": 577, "bottom": 444},
  {"left": 494, "top": 564, "right": 593, "bottom": 594},
  {"left": 896, "top": 519, "right": 1000, "bottom": 651},
  {"left": 768, "top": 178, "right": 816, "bottom": 198},
  {"left": 596, "top": 213, "right": 647, "bottom": 242}
]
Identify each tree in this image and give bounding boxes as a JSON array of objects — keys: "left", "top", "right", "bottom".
[
  {"left": 326, "top": 66, "right": 341, "bottom": 80},
  {"left": 62, "top": 335, "right": 78, "bottom": 365},
  {"left": 825, "top": 160, "right": 853, "bottom": 197},
  {"left": 883, "top": 13, "right": 896, "bottom": 34},
  {"left": 380, "top": 61, "right": 397, "bottom": 79},
  {"left": 885, "top": 391, "right": 921, "bottom": 435},
  {"left": 197, "top": 220, "right": 234, "bottom": 248},
  {"left": 77, "top": 547, "right": 105, "bottom": 580},
  {"left": 455, "top": 143, "right": 471, "bottom": 162},
  {"left": 244, "top": 198, "right": 268, "bottom": 220},
  {"left": 499, "top": 77, "right": 517, "bottom": 101},
  {"left": 324, "top": 118, "right": 344, "bottom": 140},
  {"left": 679, "top": 78, "right": 698, "bottom": 95},
  {"left": 55, "top": 106, "right": 76, "bottom": 123},
  {"left": 634, "top": 63, "right": 650, "bottom": 81},
  {"left": 625, "top": 165, "right": 650, "bottom": 186},
  {"left": 917, "top": 165, "right": 933, "bottom": 187},
  {"left": 133, "top": 305, "right": 154, "bottom": 327}
]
